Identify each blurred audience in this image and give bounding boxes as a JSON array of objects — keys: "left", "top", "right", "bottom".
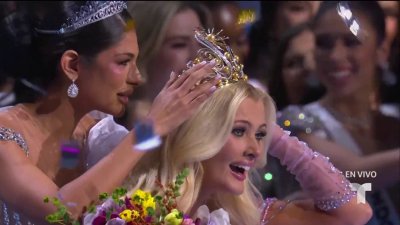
[
  {"left": 268, "top": 22, "right": 324, "bottom": 111},
  {"left": 245, "top": 1, "right": 320, "bottom": 87},
  {"left": 203, "top": 1, "right": 250, "bottom": 64},
  {"left": 120, "top": 1, "right": 211, "bottom": 129},
  {"left": 276, "top": 2, "right": 399, "bottom": 224},
  {"left": 377, "top": 1, "right": 399, "bottom": 107}
]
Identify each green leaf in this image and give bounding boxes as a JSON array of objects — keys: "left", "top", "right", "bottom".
[
  {"left": 147, "top": 207, "right": 155, "bottom": 216},
  {"left": 155, "top": 195, "right": 162, "bottom": 201},
  {"left": 106, "top": 210, "right": 112, "bottom": 220},
  {"left": 88, "top": 205, "right": 96, "bottom": 213}
]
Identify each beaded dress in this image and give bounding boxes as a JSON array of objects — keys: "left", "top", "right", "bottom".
[
  {"left": 0, "top": 106, "right": 105, "bottom": 225},
  {"left": 0, "top": 106, "right": 35, "bottom": 225}
]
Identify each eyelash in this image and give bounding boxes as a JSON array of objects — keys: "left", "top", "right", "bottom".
[
  {"left": 231, "top": 127, "right": 267, "bottom": 141},
  {"left": 119, "top": 59, "right": 131, "bottom": 66},
  {"left": 256, "top": 132, "right": 267, "bottom": 140},
  {"left": 232, "top": 127, "right": 245, "bottom": 137}
]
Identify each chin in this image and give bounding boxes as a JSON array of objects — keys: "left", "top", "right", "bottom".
[
  {"left": 226, "top": 184, "right": 245, "bottom": 195},
  {"left": 114, "top": 107, "right": 126, "bottom": 118},
  {"left": 101, "top": 105, "right": 126, "bottom": 118}
]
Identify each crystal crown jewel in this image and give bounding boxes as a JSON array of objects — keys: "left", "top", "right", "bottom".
[
  {"left": 188, "top": 28, "right": 248, "bottom": 88},
  {"left": 35, "top": 1, "right": 127, "bottom": 34}
]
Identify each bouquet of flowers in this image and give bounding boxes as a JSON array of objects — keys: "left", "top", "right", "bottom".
[{"left": 44, "top": 168, "right": 202, "bottom": 225}]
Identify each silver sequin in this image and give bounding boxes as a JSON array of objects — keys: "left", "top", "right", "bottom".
[
  {"left": 0, "top": 127, "right": 29, "bottom": 156},
  {"left": 1, "top": 127, "right": 33, "bottom": 225}
]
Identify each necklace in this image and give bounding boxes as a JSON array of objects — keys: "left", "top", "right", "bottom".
[{"left": 324, "top": 104, "right": 372, "bottom": 130}]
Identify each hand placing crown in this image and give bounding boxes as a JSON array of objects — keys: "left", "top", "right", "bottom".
[{"left": 187, "top": 28, "right": 248, "bottom": 88}]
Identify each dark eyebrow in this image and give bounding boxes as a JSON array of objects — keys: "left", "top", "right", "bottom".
[{"left": 116, "top": 53, "right": 135, "bottom": 58}]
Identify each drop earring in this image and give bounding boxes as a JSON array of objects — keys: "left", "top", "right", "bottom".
[{"left": 67, "top": 79, "right": 79, "bottom": 98}]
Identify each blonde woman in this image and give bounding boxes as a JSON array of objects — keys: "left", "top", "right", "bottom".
[{"left": 87, "top": 29, "right": 372, "bottom": 224}]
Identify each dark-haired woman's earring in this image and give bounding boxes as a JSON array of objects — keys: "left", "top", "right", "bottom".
[{"left": 67, "top": 80, "right": 79, "bottom": 98}]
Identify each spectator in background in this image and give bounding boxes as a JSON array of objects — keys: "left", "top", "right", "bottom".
[
  {"left": 277, "top": 2, "right": 400, "bottom": 224},
  {"left": 245, "top": 1, "right": 320, "bottom": 88},
  {"left": 377, "top": 1, "right": 399, "bottom": 109},
  {"left": 202, "top": 1, "right": 269, "bottom": 92},
  {"left": 122, "top": 1, "right": 211, "bottom": 129},
  {"left": 203, "top": 1, "right": 250, "bottom": 64},
  {"left": 0, "top": 1, "right": 17, "bottom": 106},
  {"left": 267, "top": 22, "right": 324, "bottom": 111}
]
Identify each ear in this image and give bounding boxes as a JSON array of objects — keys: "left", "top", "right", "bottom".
[{"left": 60, "top": 50, "right": 80, "bottom": 82}]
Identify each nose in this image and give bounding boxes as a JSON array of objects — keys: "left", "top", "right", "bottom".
[
  {"left": 304, "top": 52, "right": 316, "bottom": 73},
  {"left": 127, "top": 66, "right": 142, "bottom": 85},
  {"left": 243, "top": 137, "right": 261, "bottom": 161},
  {"left": 329, "top": 40, "right": 348, "bottom": 62}
]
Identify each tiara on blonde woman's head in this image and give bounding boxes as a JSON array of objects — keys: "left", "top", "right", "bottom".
[
  {"left": 188, "top": 28, "right": 248, "bottom": 88},
  {"left": 35, "top": 1, "right": 127, "bottom": 35}
]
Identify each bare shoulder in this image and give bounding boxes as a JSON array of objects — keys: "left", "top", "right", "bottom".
[{"left": 0, "top": 105, "right": 18, "bottom": 127}]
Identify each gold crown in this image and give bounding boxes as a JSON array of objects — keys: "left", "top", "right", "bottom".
[{"left": 187, "top": 28, "right": 248, "bottom": 88}]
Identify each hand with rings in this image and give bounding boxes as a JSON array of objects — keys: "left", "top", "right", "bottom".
[{"left": 147, "top": 60, "right": 220, "bottom": 136}]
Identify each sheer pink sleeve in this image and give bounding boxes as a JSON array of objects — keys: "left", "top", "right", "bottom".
[{"left": 267, "top": 123, "right": 356, "bottom": 211}]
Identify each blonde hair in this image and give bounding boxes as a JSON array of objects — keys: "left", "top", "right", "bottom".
[
  {"left": 127, "top": 1, "right": 211, "bottom": 81},
  {"left": 126, "top": 82, "right": 276, "bottom": 225}
]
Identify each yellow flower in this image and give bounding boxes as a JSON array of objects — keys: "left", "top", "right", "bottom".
[
  {"left": 119, "top": 209, "right": 137, "bottom": 222},
  {"left": 164, "top": 209, "right": 183, "bottom": 225},
  {"left": 143, "top": 197, "right": 156, "bottom": 216},
  {"left": 132, "top": 210, "right": 139, "bottom": 218},
  {"left": 131, "top": 189, "right": 156, "bottom": 216},
  {"left": 132, "top": 189, "right": 147, "bottom": 202}
]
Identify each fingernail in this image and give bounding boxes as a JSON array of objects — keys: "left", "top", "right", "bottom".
[
  {"left": 208, "top": 59, "right": 216, "bottom": 66},
  {"left": 199, "top": 61, "right": 207, "bottom": 66},
  {"left": 170, "top": 71, "right": 175, "bottom": 78},
  {"left": 210, "top": 86, "right": 217, "bottom": 93}
]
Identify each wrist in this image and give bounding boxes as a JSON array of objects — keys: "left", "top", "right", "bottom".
[{"left": 133, "top": 119, "right": 162, "bottom": 151}]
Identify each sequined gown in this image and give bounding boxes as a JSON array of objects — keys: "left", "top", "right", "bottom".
[
  {"left": 0, "top": 106, "right": 35, "bottom": 225},
  {"left": 0, "top": 105, "right": 109, "bottom": 225},
  {"left": 276, "top": 102, "right": 400, "bottom": 225}
]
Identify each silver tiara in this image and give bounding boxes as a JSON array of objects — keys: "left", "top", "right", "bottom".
[{"left": 35, "top": 1, "right": 127, "bottom": 35}]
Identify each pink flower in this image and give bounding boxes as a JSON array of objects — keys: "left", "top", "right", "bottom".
[{"left": 182, "top": 218, "right": 195, "bottom": 225}]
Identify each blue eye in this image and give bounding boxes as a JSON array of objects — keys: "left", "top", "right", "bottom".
[{"left": 232, "top": 127, "right": 245, "bottom": 137}]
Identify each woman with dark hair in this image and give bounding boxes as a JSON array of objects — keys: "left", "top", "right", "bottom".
[
  {"left": 278, "top": 2, "right": 400, "bottom": 224},
  {"left": 268, "top": 22, "right": 324, "bottom": 111},
  {"left": 245, "top": 1, "right": 319, "bottom": 86},
  {"left": 0, "top": 1, "right": 219, "bottom": 224}
]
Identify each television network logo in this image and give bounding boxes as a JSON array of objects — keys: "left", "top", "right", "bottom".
[{"left": 345, "top": 171, "right": 376, "bottom": 204}]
